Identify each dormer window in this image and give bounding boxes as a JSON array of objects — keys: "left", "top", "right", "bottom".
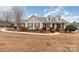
[
  {"left": 47, "top": 16, "right": 51, "bottom": 22},
  {"left": 56, "top": 16, "right": 61, "bottom": 22},
  {"left": 48, "top": 17, "right": 50, "bottom": 21}
]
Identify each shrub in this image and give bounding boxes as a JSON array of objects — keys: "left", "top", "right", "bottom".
[
  {"left": 35, "top": 28, "right": 39, "bottom": 31},
  {"left": 49, "top": 27, "right": 55, "bottom": 32},
  {"left": 50, "top": 29, "right": 56, "bottom": 32},
  {"left": 42, "top": 27, "right": 47, "bottom": 31},
  {"left": 40, "top": 27, "right": 46, "bottom": 33},
  {"left": 19, "top": 27, "right": 27, "bottom": 31},
  {"left": 65, "top": 24, "right": 77, "bottom": 32},
  {"left": 0, "top": 25, "right": 3, "bottom": 27},
  {"left": 49, "top": 27, "right": 53, "bottom": 31},
  {"left": 10, "top": 23, "right": 14, "bottom": 28},
  {"left": 56, "top": 28, "right": 60, "bottom": 32},
  {"left": 7, "top": 26, "right": 10, "bottom": 28},
  {"left": 13, "top": 26, "right": 17, "bottom": 29}
]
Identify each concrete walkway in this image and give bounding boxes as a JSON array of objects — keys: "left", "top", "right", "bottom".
[{"left": 0, "top": 28, "right": 61, "bottom": 35}]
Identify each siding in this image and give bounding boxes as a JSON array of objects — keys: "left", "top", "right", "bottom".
[
  {"left": 27, "top": 23, "right": 33, "bottom": 29},
  {"left": 25, "top": 16, "right": 42, "bottom": 30},
  {"left": 34, "top": 23, "right": 40, "bottom": 29}
]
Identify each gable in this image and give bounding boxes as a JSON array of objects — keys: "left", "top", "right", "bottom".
[{"left": 26, "top": 15, "right": 41, "bottom": 23}]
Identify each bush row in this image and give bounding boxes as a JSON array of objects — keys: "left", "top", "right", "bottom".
[{"left": 9, "top": 24, "right": 78, "bottom": 33}]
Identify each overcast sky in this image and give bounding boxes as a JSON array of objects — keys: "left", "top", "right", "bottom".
[{"left": 0, "top": 6, "right": 79, "bottom": 22}]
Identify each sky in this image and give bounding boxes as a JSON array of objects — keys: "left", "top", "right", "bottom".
[
  {"left": 0, "top": 6, "right": 79, "bottom": 22},
  {"left": 24, "top": 6, "right": 79, "bottom": 22}
]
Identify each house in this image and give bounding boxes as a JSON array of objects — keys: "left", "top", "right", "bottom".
[{"left": 24, "top": 15, "right": 68, "bottom": 31}]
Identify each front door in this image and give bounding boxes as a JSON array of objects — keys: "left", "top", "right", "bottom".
[
  {"left": 56, "top": 23, "right": 61, "bottom": 31},
  {"left": 43, "top": 23, "right": 46, "bottom": 28},
  {"left": 43, "top": 23, "right": 51, "bottom": 30},
  {"left": 47, "top": 23, "right": 51, "bottom": 30}
]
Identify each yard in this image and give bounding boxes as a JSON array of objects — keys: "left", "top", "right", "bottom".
[{"left": 0, "top": 31, "right": 79, "bottom": 51}]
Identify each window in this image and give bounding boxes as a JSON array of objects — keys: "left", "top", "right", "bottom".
[
  {"left": 35, "top": 23, "right": 40, "bottom": 29},
  {"left": 57, "top": 23, "right": 61, "bottom": 28},
  {"left": 28, "top": 23, "right": 33, "bottom": 29},
  {"left": 43, "top": 23, "right": 46, "bottom": 28},
  {"left": 47, "top": 23, "right": 51, "bottom": 28}
]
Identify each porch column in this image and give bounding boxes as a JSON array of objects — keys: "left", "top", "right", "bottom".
[
  {"left": 60, "top": 23, "right": 62, "bottom": 31},
  {"left": 46, "top": 23, "right": 47, "bottom": 31},
  {"left": 54, "top": 23, "right": 57, "bottom": 30},
  {"left": 63, "top": 23, "right": 65, "bottom": 29},
  {"left": 40, "top": 23, "right": 43, "bottom": 29},
  {"left": 46, "top": 23, "right": 47, "bottom": 28},
  {"left": 25, "top": 23, "right": 27, "bottom": 28},
  {"left": 51, "top": 23, "right": 52, "bottom": 28},
  {"left": 33, "top": 23, "right": 35, "bottom": 30}
]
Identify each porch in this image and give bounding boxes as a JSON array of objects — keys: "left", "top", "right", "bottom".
[{"left": 42, "top": 23, "right": 65, "bottom": 31}]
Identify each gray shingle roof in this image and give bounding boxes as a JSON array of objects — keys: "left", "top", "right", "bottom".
[
  {"left": 37, "top": 16, "right": 68, "bottom": 23},
  {"left": 26, "top": 15, "right": 69, "bottom": 23},
  {"left": 37, "top": 17, "right": 56, "bottom": 23}
]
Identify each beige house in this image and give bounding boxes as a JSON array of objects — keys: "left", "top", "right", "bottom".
[{"left": 25, "top": 15, "right": 68, "bottom": 31}]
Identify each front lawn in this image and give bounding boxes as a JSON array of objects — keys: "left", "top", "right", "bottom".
[{"left": 0, "top": 32, "right": 79, "bottom": 51}]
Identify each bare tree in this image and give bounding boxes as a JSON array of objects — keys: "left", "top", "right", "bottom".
[
  {"left": 2, "top": 11, "right": 12, "bottom": 27},
  {"left": 12, "top": 6, "right": 24, "bottom": 29}
]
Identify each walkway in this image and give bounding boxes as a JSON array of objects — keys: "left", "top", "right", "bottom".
[{"left": 0, "top": 28, "right": 61, "bottom": 35}]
